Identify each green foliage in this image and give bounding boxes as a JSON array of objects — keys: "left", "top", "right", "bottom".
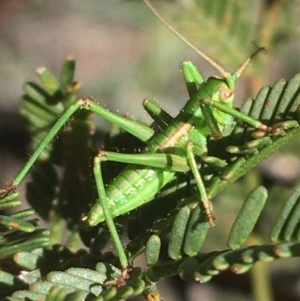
[
  {"left": 0, "top": 189, "right": 49, "bottom": 263},
  {"left": 146, "top": 0, "right": 259, "bottom": 63},
  {"left": 1, "top": 1, "right": 300, "bottom": 300},
  {"left": 1, "top": 53, "right": 300, "bottom": 300},
  {"left": 140, "top": 0, "right": 297, "bottom": 74}
]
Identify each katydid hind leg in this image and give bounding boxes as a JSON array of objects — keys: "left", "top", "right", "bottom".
[
  {"left": 0, "top": 98, "right": 155, "bottom": 192},
  {"left": 87, "top": 147, "right": 191, "bottom": 284},
  {"left": 94, "top": 150, "right": 189, "bottom": 172},
  {"left": 92, "top": 153, "right": 130, "bottom": 285}
]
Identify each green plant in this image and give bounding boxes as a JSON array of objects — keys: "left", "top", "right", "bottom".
[{"left": 1, "top": 1, "right": 300, "bottom": 300}]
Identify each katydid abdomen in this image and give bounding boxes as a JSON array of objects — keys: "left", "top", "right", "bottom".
[
  {"left": 87, "top": 120, "right": 195, "bottom": 225},
  {"left": 104, "top": 168, "right": 176, "bottom": 219}
]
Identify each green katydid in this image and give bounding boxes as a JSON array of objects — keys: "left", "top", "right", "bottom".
[{"left": 0, "top": 0, "right": 285, "bottom": 285}]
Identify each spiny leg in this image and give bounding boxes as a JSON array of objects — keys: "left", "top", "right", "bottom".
[
  {"left": 86, "top": 150, "right": 190, "bottom": 224},
  {"left": 85, "top": 99, "right": 155, "bottom": 142},
  {"left": 88, "top": 150, "right": 191, "bottom": 285},
  {"left": 0, "top": 98, "right": 156, "bottom": 192},
  {"left": 0, "top": 96, "right": 175, "bottom": 285},
  {"left": 201, "top": 97, "right": 277, "bottom": 135},
  {"left": 93, "top": 153, "right": 129, "bottom": 286},
  {"left": 197, "top": 91, "right": 295, "bottom": 157},
  {"left": 186, "top": 142, "right": 215, "bottom": 227},
  {"left": 202, "top": 97, "right": 299, "bottom": 154}
]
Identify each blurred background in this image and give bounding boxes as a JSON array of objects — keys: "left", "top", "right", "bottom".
[{"left": 0, "top": 0, "right": 300, "bottom": 300}]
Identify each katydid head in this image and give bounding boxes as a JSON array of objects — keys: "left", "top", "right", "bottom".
[{"left": 205, "top": 77, "right": 235, "bottom": 106}]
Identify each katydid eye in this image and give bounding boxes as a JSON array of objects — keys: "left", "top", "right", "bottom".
[{"left": 219, "top": 88, "right": 233, "bottom": 101}]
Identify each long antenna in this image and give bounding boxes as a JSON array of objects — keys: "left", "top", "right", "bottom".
[
  {"left": 233, "top": 45, "right": 266, "bottom": 79},
  {"left": 142, "top": 0, "right": 230, "bottom": 78}
]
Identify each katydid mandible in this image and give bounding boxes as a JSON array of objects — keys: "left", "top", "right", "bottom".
[{"left": 0, "top": 0, "right": 277, "bottom": 283}]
